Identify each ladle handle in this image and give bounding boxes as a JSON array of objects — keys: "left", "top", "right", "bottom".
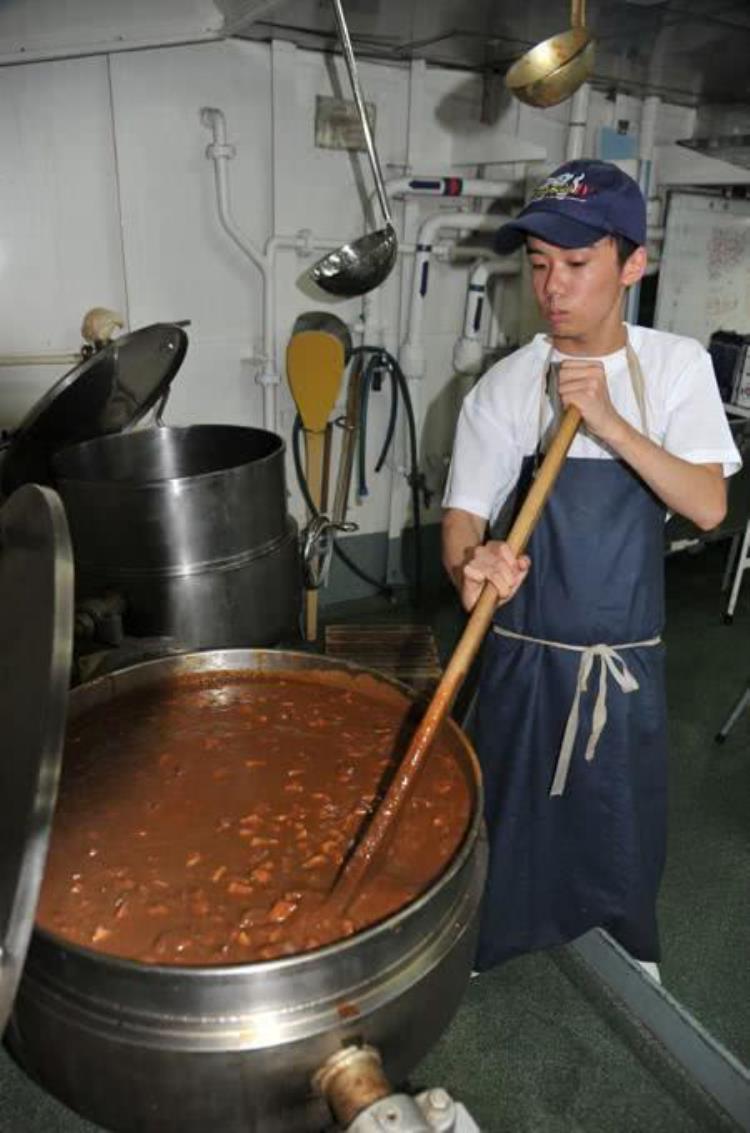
[
  {"left": 331, "top": 0, "right": 393, "bottom": 229},
  {"left": 571, "top": 0, "right": 586, "bottom": 28},
  {"left": 327, "top": 406, "right": 582, "bottom": 916}
]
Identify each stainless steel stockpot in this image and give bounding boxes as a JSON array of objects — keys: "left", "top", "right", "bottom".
[
  {"left": 10, "top": 649, "right": 486, "bottom": 1133},
  {"left": 53, "top": 426, "right": 300, "bottom": 649}
]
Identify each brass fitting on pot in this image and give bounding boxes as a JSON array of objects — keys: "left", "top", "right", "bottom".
[{"left": 313, "top": 1045, "right": 392, "bottom": 1129}]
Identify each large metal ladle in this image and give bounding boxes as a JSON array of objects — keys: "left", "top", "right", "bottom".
[
  {"left": 505, "top": 0, "right": 595, "bottom": 109},
  {"left": 309, "top": 0, "right": 398, "bottom": 298}
]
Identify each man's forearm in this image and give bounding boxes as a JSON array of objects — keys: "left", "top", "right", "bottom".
[
  {"left": 602, "top": 418, "right": 726, "bottom": 531},
  {"left": 442, "top": 508, "right": 487, "bottom": 590}
]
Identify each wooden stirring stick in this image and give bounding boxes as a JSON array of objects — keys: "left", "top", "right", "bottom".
[
  {"left": 287, "top": 328, "right": 347, "bottom": 641},
  {"left": 326, "top": 405, "right": 582, "bottom": 916}
]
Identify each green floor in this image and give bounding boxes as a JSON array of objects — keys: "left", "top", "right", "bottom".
[
  {"left": 326, "top": 538, "right": 750, "bottom": 1130},
  {"left": 416, "top": 948, "right": 736, "bottom": 1132},
  {"left": 0, "top": 542, "right": 746, "bottom": 1131},
  {"left": 659, "top": 544, "right": 750, "bottom": 1065}
]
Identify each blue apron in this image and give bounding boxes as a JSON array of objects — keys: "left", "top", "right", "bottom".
[{"left": 474, "top": 343, "right": 668, "bottom": 969}]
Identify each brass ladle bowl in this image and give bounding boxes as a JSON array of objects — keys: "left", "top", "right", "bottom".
[{"left": 505, "top": 0, "right": 595, "bottom": 109}]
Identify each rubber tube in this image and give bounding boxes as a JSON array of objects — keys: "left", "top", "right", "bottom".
[{"left": 292, "top": 415, "right": 393, "bottom": 599}]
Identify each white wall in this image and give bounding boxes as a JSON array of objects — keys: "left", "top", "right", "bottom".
[
  {"left": 0, "top": 37, "right": 705, "bottom": 551},
  {"left": 0, "top": 0, "right": 222, "bottom": 64},
  {"left": 0, "top": 55, "right": 126, "bottom": 421}
]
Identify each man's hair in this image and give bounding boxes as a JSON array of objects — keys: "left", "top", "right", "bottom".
[{"left": 614, "top": 233, "right": 638, "bottom": 266}]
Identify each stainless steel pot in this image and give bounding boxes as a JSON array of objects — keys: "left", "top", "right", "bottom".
[
  {"left": 10, "top": 649, "right": 486, "bottom": 1133},
  {"left": 52, "top": 426, "right": 300, "bottom": 649}
]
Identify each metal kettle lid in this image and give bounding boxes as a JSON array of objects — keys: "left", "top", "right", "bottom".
[
  {"left": 0, "top": 485, "right": 74, "bottom": 1033},
  {"left": 1, "top": 322, "right": 188, "bottom": 495}
]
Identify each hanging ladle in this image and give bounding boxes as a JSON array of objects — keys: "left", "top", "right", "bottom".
[
  {"left": 309, "top": 0, "right": 398, "bottom": 298},
  {"left": 505, "top": 0, "right": 595, "bottom": 109}
]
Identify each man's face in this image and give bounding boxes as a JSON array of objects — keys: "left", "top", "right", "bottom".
[{"left": 526, "top": 235, "right": 644, "bottom": 342}]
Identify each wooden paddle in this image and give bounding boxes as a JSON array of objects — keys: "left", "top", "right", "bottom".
[
  {"left": 326, "top": 405, "right": 582, "bottom": 915},
  {"left": 286, "top": 321, "right": 349, "bottom": 641}
]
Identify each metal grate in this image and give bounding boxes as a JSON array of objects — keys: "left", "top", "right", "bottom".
[{"left": 324, "top": 623, "right": 442, "bottom": 693}]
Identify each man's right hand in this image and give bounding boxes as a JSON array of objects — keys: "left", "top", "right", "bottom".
[{"left": 460, "top": 541, "right": 530, "bottom": 613}]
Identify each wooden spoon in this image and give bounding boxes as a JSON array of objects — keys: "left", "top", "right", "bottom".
[
  {"left": 326, "top": 406, "right": 582, "bottom": 915},
  {"left": 286, "top": 323, "right": 348, "bottom": 641}
]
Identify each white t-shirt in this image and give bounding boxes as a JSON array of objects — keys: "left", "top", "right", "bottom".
[{"left": 443, "top": 324, "right": 742, "bottom": 525}]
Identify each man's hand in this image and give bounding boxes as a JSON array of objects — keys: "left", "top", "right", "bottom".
[
  {"left": 460, "top": 541, "right": 530, "bottom": 613},
  {"left": 557, "top": 359, "right": 623, "bottom": 444}
]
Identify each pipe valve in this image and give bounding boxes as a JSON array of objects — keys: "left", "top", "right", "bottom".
[{"left": 313, "top": 1045, "right": 479, "bottom": 1132}]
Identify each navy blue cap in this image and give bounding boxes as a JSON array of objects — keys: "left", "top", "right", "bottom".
[{"left": 494, "top": 160, "right": 646, "bottom": 253}]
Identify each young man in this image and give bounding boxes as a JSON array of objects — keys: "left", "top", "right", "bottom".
[{"left": 442, "top": 160, "right": 741, "bottom": 975}]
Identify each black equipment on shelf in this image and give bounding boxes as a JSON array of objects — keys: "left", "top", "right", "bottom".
[{"left": 708, "top": 330, "right": 750, "bottom": 408}]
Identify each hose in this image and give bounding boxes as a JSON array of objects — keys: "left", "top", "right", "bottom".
[
  {"left": 351, "top": 346, "right": 424, "bottom": 604},
  {"left": 356, "top": 355, "right": 373, "bottom": 499},
  {"left": 292, "top": 415, "right": 394, "bottom": 599},
  {"left": 292, "top": 344, "right": 425, "bottom": 604},
  {"left": 356, "top": 352, "right": 398, "bottom": 496},
  {"left": 375, "top": 362, "right": 399, "bottom": 474}
]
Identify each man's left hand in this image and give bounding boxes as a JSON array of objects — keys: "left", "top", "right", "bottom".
[{"left": 557, "top": 359, "right": 623, "bottom": 443}]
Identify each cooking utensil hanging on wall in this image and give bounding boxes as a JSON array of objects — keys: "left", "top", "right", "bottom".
[
  {"left": 505, "top": 0, "right": 594, "bottom": 109},
  {"left": 309, "top": 0, "right": 398, "bottom": 298},
  {"left": 286, "top": 313, "right": 351, "bottom": 641},
  {"left": 325, "top": 406, "right": 583, "bottom": 915}
]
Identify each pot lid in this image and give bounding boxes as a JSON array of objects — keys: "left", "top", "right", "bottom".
[
  {"left": 1, "top": 322, "right": 188, "bottom": 495},
  {"left": 0, "top": 484, "right": 74, "bottom": 1034}
]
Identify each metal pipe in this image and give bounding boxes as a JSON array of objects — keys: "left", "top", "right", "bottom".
[
  {"left": 313, "top": 1046, "right": 393, "bottom": 1128},
  {"left": 385, "top": 176, "right": 517, "bottom": 201},
  {"left": 362, "top": 177, "right": 519, "bottom": 348},
  {"left": 201, "top": 106, "right": 279, "bottom": 431},
  {"left": 400, "top": 210, "right": 510, "bottom": 382},
  {"left": 385, "top": 208, "right": 513, "bottom": 583},
  {"left": 626, "top": 94, "right": 662, "bottom": 324},
  {"left": 566, "top": 82, "right": 590, "bottom": 161},
  {"left": 453, "top": 259, "right": 519, "bottom": 375},
  {"left": 0, "top": 353, "right": 80, "bottom": 367}
]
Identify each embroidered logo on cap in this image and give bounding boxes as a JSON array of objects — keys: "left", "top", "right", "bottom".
[{"left": 532, "top": 171, "right": 590, "bottom": 202}]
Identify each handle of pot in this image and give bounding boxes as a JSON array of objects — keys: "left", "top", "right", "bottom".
[
  {"left": 153, "top": 387, "right": 171, "bottom": 428},
  {"left": 330, "top": 0, "right": 393, "bottom": 229}
]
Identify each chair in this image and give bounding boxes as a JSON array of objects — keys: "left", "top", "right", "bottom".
[
  {"left": 721, "top": 516, "right": 750, "bottom": 624},
  {"left": 665, "top": 416, "right": 750, "bottom": 624},
  {"left": 715, "top": 679, "right": 750, "bottom": 743}
]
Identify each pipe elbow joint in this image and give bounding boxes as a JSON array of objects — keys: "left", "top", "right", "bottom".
[
  {"left": 200, "top": 107, "right": 221, "bottom": 127},
  {"left": 257, "top": 366, "right": 280, "bottom": 388},
  {"left": 452, "top": 336, "right": 485, "bottom": 376}
]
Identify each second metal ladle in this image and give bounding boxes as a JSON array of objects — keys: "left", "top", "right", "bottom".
[
  {"left": 505, "top": 0, "right": 595, "bottom": 109},
  {"left": 310, "top": 0, "right": 398, "bottom": 298}
]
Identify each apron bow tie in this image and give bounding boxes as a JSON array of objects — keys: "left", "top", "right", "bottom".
[
  {"left": 492, "top": 626, "right": 661, "bottom": 796},
  {"left": 552, "top": 644, "right": 640, "bottom": 797}
]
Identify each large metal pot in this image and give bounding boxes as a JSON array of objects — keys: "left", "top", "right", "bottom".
[
  {"left": 52, "top": 426, "right": 300, "bottom": 649},
  {"left": 9, "top": 649, "right": 485, "bottom": 1133}
]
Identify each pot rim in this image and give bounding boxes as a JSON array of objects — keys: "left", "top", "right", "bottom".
[
  {"left": 36, "top": 648, "right": 483, "bottom": 977},
  {"left": 53, "top": 424, "right": 286, "bottom": 488}
]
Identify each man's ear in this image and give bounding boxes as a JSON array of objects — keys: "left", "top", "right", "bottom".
[{"left": 621, "top": 245, "right": 647, "bottom": 288}]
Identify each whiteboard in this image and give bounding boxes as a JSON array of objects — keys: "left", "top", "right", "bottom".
[{"left": 655, "top": 192, "right": 750, "bottom": 347}]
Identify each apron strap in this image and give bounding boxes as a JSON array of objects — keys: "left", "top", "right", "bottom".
[
  {"left": 625, "top": 338, "right": 649, "bottom": 437},
  {"left": 492, "top": 626, "right": 661, "bottom": 796},
  {"left": 538, "top": 329, "right": 650, "bottom": 454},
  {"left": 537, "top": 346, "right": 555, "bottom": 456}
]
